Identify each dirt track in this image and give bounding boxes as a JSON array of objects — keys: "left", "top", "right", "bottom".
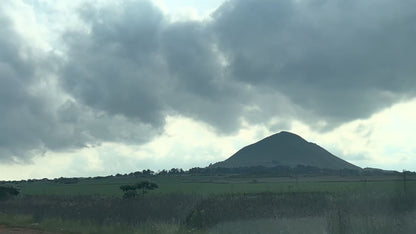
[{"left": 0, "top": 225, "right": 60, "bottom": 234}]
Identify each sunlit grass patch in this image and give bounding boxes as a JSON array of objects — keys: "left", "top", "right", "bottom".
[{"left": 0, "top": 213, "right": 33, "bottom": 227}]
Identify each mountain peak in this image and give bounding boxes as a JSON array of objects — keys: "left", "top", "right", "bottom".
[
  {"left": 277, "top": 131, "right": 297, "bottom": 135},
  {"left": 211, "top": 132, "right": 360, "bottom": 170},
  {"left": 262, "top": 131, "right": 308, "bottom": 145},
  {"left": 269, "top": 131, "right": 305, "bottom": 139}
]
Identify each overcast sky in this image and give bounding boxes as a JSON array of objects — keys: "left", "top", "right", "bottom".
[{"left": 1, "top": 0, "right": 416, "bottom": 180}]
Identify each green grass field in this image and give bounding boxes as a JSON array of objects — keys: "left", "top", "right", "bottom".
[
  {"left": 1, "top": 174, "right": 416, "bottom": 233},
  {"left": 7, "top": 174, "right": 415, "bottom": 197}
]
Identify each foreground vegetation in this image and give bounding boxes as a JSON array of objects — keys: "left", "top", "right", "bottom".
[{"left": 1, "top": 172, "right": 415, "bottom": 233}]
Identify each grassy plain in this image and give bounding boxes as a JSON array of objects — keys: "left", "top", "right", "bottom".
[
  {"left": 1, "top": 174, "right": 416, "bottom": 233},
  {"left": 8, "top": 174, "right": 415, "bottom": 197}
]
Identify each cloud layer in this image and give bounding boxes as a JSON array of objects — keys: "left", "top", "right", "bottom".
[{"left": 2, "top": 0, "right": 416, "bottom": 162}]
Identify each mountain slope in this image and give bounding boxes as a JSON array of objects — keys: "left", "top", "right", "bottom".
[{"left": 212, "top": 131, "right": 360, "bottom": 170}]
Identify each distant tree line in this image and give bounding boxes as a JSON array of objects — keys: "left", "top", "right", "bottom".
[
  {"left": 108, "top": 165, "right": 405, "bottom": 178},
  {"left": 186, "top": 165, "right": 408, "bottom": 177},
  {"left": 53, "top": 177, "right": 79, "bottom": 184},
  {"left": 2, "top": 166, "right": 413, "bottom": 185}
]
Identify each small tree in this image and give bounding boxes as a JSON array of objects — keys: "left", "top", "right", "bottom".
[
  {"left": 0, "top": 186, "right": 19, "bottom": 200},
  {"left": 120, "top": 181, "right": 158, "bottom": 198},
  {"left": 136, "top": 181, "right": 158, "bottom": 195}
]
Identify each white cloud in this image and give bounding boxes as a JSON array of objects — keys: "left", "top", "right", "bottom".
[
  {"left": 289, "top": 98, "right": 416, "bottom": 171},
  {"left": 0, "top": 115, "right": 269, "bottom": 180},
  {"left": 153, "top": 0, "right": 224, "bottom": 22},
  {"left": 2, "top": 98, "right": 416, "bottom": 181}
]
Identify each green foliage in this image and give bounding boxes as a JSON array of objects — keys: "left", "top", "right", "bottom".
[
  {"left": 136, "top": 181, "right": 158, "bottom": 195},
  {"left": 0, "top": 186, "right": 19, "bottom": 200},
  {"left": 53, "top": 177, "right": 79, "bottom": 184},
  {"left": 186, "top": 192, "right": 331, "bottom": 228},
  {"left": 122, "top": 190, "right": 137, "bottom": 199},
  {"left": 0, "top": 193, "right": 201, "bottom": 229},
  {"left": 120, "top": 185, "right": 136, "bottom": 192},
  {"left": 120, "top": 181, "right": 159, "bottom": 198}
]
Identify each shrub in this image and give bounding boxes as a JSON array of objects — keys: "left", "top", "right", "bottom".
[{"left": 0, "top": 186, "right": 19, "bottom": 200}]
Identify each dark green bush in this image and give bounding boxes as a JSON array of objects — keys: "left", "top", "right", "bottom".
[{"left": 0, "top": 186, "right": 19, "bottom": 200}]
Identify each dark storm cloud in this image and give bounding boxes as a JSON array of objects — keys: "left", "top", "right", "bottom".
[
  {"left": 0, "top": 12, "right": 51, "bottom": 162},
  {"left": 213, "top": 0, "right": 416, "bottom": 127},
  {"left": 62, "top": 1, "right": 167, "bottom": 126},
  {"left": 160, "top": 21, "right": 248, "bottom": 132},
  {"left": 61, "top": 0, "right": 416, "bottom": 134},
  {"left": 2, "top": 0, "right": 416, "bottom": 162},
  {"left": 0, "top": 2, "right": 157, "bottom": 162},
  {"left": 61, "top": 1, "right": 248, "bottom": 133}
]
